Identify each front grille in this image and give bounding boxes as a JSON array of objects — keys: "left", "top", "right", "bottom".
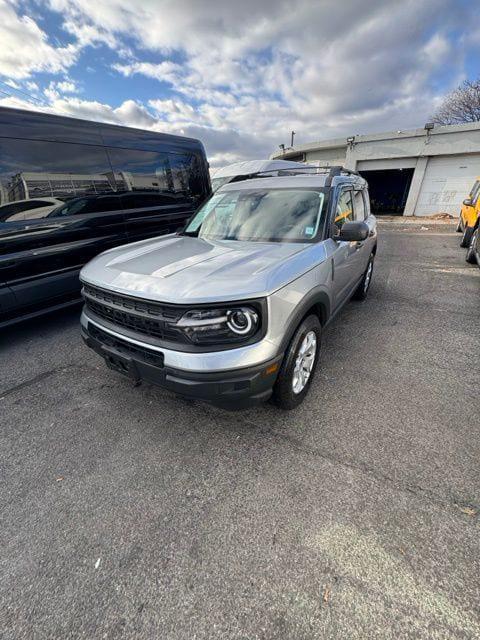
[
  {"left": 82, "top": 284, "right": 188, "bottom": 343},
  {"left": 88, "top": 322, "right": 164, "bottom": 367}
]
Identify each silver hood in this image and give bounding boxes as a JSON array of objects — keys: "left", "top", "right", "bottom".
[{"left": 80, "top": 234, "right": 327, "bottom": 303}]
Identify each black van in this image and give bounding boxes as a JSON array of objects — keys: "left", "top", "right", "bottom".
[{"left": 0, "top": 107, "right": 211, "bottom": 327}]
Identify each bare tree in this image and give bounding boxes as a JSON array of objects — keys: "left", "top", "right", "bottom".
[{"left": 432, "top": 79, "right": 480, "bottom": 125}]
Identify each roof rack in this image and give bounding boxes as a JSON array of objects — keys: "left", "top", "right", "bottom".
[{"left": 232, "top": 165, "right": 362, "bottom": 186}]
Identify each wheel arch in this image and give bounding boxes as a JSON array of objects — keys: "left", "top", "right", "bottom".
[{"left": 279, "top": 289, "right": 330, "bottom": 353}]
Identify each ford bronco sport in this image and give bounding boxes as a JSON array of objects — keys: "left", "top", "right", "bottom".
[{"left": 80, "top": 166, "right": 377, "bottom": 410}]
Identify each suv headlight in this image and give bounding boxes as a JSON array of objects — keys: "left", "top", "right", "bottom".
[{"left": 176, "top": 306, "right": 260, "bottom": 345}]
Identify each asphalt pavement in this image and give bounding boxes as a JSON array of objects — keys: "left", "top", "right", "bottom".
[{"left": 1, "top": 223, "right": 479, "bottom": 639}]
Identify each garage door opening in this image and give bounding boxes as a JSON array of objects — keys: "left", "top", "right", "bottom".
[{"left": 359, "top": 168, "right": 414, "bottom": 215}]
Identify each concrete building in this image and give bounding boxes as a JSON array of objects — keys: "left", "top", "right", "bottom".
[{"left": 272, "top": 122, "right": 480, "bottom": 216}]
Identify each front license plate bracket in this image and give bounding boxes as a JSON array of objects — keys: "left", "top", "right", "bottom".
[{"left": 102, "top": 348, "right": 141, "bottom": 385}]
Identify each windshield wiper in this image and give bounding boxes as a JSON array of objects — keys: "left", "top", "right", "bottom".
[{"left": 180, "top": 229, "right": 199, "bottom": 237}]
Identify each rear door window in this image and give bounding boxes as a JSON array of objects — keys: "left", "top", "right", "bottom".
[{"left": 353, "top": 190, "right": 366, "bottom": 220}]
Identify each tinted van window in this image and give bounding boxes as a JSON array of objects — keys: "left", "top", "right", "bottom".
[
  {"left": 106, "top": 148, "right": 204, "bottom": 206},
  {"left": 0, "top": 138, "right": 115, "bottom": 221}
]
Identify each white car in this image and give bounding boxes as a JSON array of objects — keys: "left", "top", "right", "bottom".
[
  {"left": 0, "top": 197, "right": 64, "bottom": 222},
  {"left": 210, "top": 159, "right": 306, "bottom": 192}
]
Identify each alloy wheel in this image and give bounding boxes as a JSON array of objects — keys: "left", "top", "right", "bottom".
[{"left": 292, "top": 330, "right": 317, "bottom": 394}]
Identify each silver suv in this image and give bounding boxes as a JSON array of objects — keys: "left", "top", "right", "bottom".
[{"left": 80, "top": 166, "right": 377, "bottom": 410}]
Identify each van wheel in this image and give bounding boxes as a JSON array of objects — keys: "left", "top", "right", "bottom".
[
  {"left": 460, "top": 226, "right": 473, "bottom": 248},
  {"left": 352, "top": 253, "right": 375, "bottom": 300},
  {"left": 271, "top": 315, "right": 321, "bottom": 410},
  {"left": 466, "top": 227, "right": 478, "bottom": 264}
]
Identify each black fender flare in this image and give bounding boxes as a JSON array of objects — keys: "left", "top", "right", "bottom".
[{"left": 278, "top": 287, "right": 331, "bottom": 353}]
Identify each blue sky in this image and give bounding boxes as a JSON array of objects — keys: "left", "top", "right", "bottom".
[{"left": 0, "top": 0, "right": 479, "bottom": 166}]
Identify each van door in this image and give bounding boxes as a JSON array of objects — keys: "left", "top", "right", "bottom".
[{"left": 0, "top": 137, "right": 127, "bottom": 312}]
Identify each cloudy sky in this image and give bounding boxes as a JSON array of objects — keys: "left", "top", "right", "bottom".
[{"left": 0, "top": 0, "right": 479, "bottom": 166}]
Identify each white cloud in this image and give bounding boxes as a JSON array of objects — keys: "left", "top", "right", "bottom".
[
  {"left": 43, "top": 79, "right": 81, "bottom": 101},
  {"left": 113, "top": 61, "right": 182, "bottom": 85},
  {"left": 4, "top": 79, "right": 20, "bottom": 89},
  {"left": 56, "top": 80, "right": 80, "bottom": 93},
  {"left": 0, "top": 0, "right": 78, "bottom": 79},
  {"left": 6, "top": 95, "right": 158, "bottom": 130},
  {"left": 1, "top": 0, "right": 476, "bottom": 165},
  {"left": 50, "top": 0, "right": 467, "bottom": 159},
  {"left": 26, "top": 81, "right": 39, "bottom": 93}
]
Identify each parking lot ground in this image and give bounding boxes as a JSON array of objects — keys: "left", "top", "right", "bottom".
[{"left": 1, "top": 224, "right": 479, "bottom": 639}]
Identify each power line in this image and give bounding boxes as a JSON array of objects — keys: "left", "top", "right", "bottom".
[
  {"left": 0, "top": 78, "right": 76, "bottom": 120},
  {"left": 0, "top": 79, "right": 47, "bottom": 106}
]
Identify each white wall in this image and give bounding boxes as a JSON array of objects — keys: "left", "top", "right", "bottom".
[
  {"left": 306, "top": 147, "right": 346, "bottom": 166},
  {"left": 357, "top": 157, "right": 417, "bottom": 170},
  {"left": 274, "top": 123, "right": 480, "bottom": 216}
]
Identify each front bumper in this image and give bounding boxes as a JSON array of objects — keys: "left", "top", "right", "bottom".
[{"left": 81, "top": 314, "right": 282, "bottom": 410}]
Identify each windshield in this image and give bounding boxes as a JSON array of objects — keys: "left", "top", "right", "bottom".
[
  {"left": 211, "top": 176, "right": 233, "bottom": 192},
  {"left": 185, "top": 188, "right": 325, "bottom": 243}
]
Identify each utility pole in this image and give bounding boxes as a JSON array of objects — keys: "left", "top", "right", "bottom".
[{"left": 290, "top": 131, "right": 296, "bottom": 148}]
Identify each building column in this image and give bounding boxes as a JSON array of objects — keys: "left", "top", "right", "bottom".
[
  {"left": 404, "top": 156, "right": 428, "bottom": 216},
  {"left": 344, "top": 145, "right": 357, "bottom": 170}
]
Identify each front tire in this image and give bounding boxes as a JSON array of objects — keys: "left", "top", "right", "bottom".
[
  {"left": 456, "top": 216, "right": 463, "bottom": 233},
  {"left": 460, "top": 226, "right": 473, "bottom": 248},
  {"left": 271, "top": 315, "right": 321, "bottom": 410},
  {"left": 466, "top": 227, "right": 478, "bottom": 264}
]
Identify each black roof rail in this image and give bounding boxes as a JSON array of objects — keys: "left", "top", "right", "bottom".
[
  {"left": 230, "top": 165, "right": 363, "bottom": 186},
  {"left": 322, "top": 165, "right": 362, "bottom": 186}
]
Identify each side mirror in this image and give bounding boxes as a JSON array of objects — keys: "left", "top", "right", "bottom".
[
  {"left": 335, "top": 221, "right": 369, "bottom": 242},
  {"left": 463, "top": 198, "right": 473, "bottom": 207}
]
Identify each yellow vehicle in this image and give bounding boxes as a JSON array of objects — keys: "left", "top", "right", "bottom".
[{"left": 458, "top": 178, "right": 480, "bottom": 247}]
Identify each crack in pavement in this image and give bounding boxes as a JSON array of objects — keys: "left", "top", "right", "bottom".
[{"left": 0, "top": 360, "right": 94, "bottom": 400}]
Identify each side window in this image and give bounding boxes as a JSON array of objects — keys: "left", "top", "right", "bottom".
[
  {"left": 106, "top": 148, "right": 205, "bottom": 209},
  {"left": 353, "top": 190, "right": 366, "bottom": 220},
  {"left": 363, "top": 188, "right": 371, "bottom": 217},
  {"left": 171, "top": 153, "right": 207, "bottom": 205},
  {"left": 106, "top": 148, "right": 170, "bottom": 195},
  {"left": 0, "top": 137, "right": 114, "bottom": 222},
  {"left": 470, "top": 181, "right": 480, "bottom": 205},
  {"left": 335, "top": 189, "right": 354, "bottom": 228}
]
